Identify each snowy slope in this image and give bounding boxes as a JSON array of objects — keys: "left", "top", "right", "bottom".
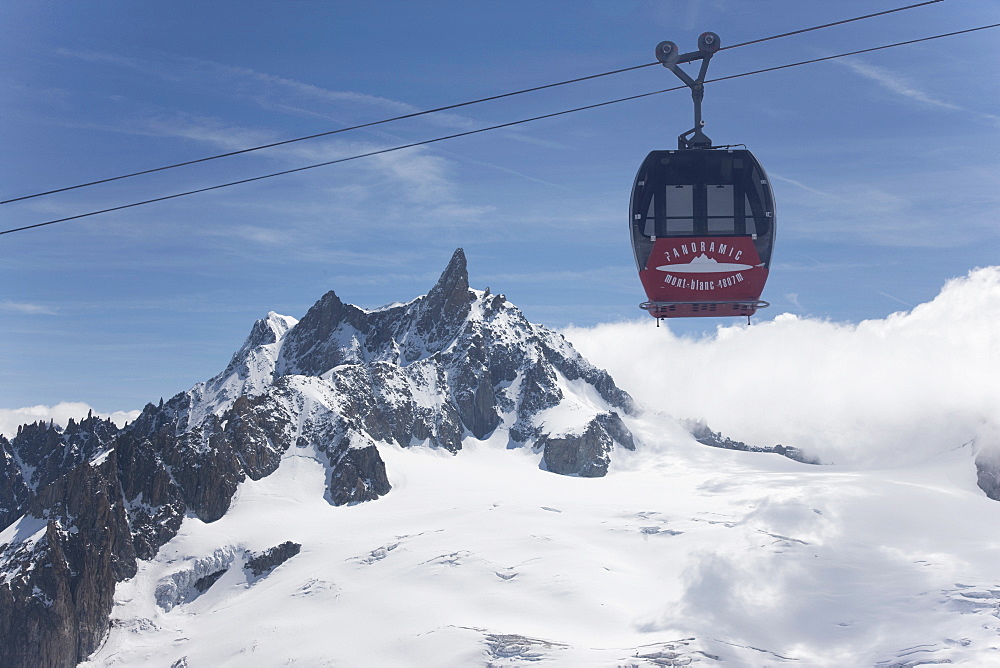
[{"left": 84, "top": 414, "right": 1000, "bottom": 667}]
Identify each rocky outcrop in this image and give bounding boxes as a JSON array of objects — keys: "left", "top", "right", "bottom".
[
  {"left": 540, "top": 412, "right": 635, "bottom": 477},
  {"left": 0, "top": 435, "right": 31, "bottom": 531},
  {"left": 975, "top": 447, "right": 1000, "bottom": 501},
  {"left": 245, "top": 541, "right": 302, "bottom": 578},
  {"left": 327, "top": 436, "right": 392, "bottom": 505},
  {"left": 0, "top": 415, "right": 120, "bottom": 532},
  {"left": 0, "top": 450, "right": 136, "bottom": 668},
  {"left": 686, "top": 420, "right": 819, "bottom": 464}
]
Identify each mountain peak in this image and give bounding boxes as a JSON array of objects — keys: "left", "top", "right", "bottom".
[
  {"left": 275, "top": 290, "right": 367, "bottom": 377},
  {"left": 0, "top": 246, "right": 640, "bottom": 666},
  {"left": 432, "top": 248, "right": 469, "bottom": 295},
  {"left": 412, "top": 248, "right": 473, "bottom": 345}
]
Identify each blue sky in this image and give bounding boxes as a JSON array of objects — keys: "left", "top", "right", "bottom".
[{"left": 2, "top": 0, "right": 998, "bottom": 414}]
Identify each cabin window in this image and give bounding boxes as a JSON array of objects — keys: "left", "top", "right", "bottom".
[
  {"left": 707, "top": 184, "right": 734, "bottom": 216},
  {"left": 643, "top": 199, "right": 655, "bottom": 236},
  {"left": 706, "top": 184, "right": 736, "bottom": 235},
  {"left": 741, "top": 195, "right": 755, "bottom": 235},
  {"left": 664, "top": 184, "right": 694, "bottom": 236},
  {"left": 665, "top": 184, "right": 693, "bottom": 217},
  {"left": 666, "top": 218, "right": 694, "bottom": 235}
]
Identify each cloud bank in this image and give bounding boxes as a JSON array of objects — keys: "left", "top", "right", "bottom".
[
  {"left": 0, "top": 403, "right": 140, "bottom": 440},
  {"left": 5, "top": 269, "right": 997, "bottom": 466},
  {"left": 564, "top": 266, "right": 1000, "bottom": 467}
]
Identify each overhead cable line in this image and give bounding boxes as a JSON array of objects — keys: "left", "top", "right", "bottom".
[
  {"left": 3, "top": 21, "right": 994, "bottom": 237},
  {"left": 720, "top": 0, "right": 943, "bottom": 50},
  {"left": 0, "top": 63, "right": 657, "bottom": 205},
  {"left": 0, "top": 0, "right": 943, "bottom": 205}
]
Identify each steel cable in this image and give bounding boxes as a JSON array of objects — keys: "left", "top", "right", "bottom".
[
  {"left": 0, "top": 0, "right": 944, "bottom": 205},
  {"left": 5, "top": 21, "right": 997, "bottom": 236}
]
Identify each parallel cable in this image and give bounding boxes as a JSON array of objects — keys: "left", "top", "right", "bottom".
[
  {"left": 3, "top": 21, "right": 994, "bottom": 237},
  {"left": 721, "top": 0, "right": 943, "bottom": 50},
  {"left": 0, "top": 62, "right": 656, "bottom": 205},
  {"left": 1, "top": 0, "right": 944, "bottom": 205},
  {"left": 710, "top": 22, "right": 998, "bottom": 85}
]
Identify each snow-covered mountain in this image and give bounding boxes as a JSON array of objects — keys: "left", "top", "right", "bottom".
[
  {"left": 3, "top": 251, "right": 1000, "bottom": 667},
  {"left": 0, "top": 249, "right": 642, "bottom": 666}
]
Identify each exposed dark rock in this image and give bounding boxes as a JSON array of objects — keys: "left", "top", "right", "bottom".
[
  {"left": 412, "top": 247, "right": 473, "bottom": 352},
  {"left": 0, "top": 450, "right": 136, "bottom": 667},
  {"left": 327, "top": 439, "right": 392, "bottom": 506},
  {"left": 0, "top": 435, "right": 31, "bottom": 532},
  {"left": 325, "top": 360, "right": 463, "bottom": 453},
  {"left": 1, "top": 415, "right": 120, "bottom": 532},
  {"left": 245, "top": 541, "right": 302, "bottom": 578},
  {"left": 687, "top": 420, "right": 820, "bottom": 465},
  {"left": 450, "top": 333, "right": 501, "bottom": 439},
  {"left": 114, "top": 406, "right": 189, "bottom": 560},
  {"left": 975, "top": 447, "right": 1000, "bottom": 501},
  {"left": 193, "top": 569, "right": 227, "bottom": 593},
  {"left": 540, "top": 412, "right": 635, "bottom": 478},
  {"left": 0, "top": 521, "right": 77, "bottom": 668},
  {"left": 278, "top": 290, "right": 360, "bottom": 377},
  {"left": 117, "top": 390, "right": 293, "bottom": 552},
  {"left": 595, "top": 412, "right": 636, "bottom": 451}
]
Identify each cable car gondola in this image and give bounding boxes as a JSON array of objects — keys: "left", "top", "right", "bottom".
[{"left": 631, "top": 33, "right": 776, "bottom": 320}]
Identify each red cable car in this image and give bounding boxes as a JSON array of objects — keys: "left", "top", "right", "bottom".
[{"left": 631, "top": 34, "right": 776, "bottom": 319}]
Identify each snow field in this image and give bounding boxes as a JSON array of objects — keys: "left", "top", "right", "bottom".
[{"left": 85, "top": 414, "right": 1000, "bottom": 666}]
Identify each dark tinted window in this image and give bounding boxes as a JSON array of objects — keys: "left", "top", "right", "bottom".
[{"left": 631, "top": 149, "right": 776, "bottom": 268}]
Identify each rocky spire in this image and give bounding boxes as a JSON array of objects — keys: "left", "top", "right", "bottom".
[
  {"left": 423, "top": 248, "right": 471, "bottom": 322},
  {"left": 410, "top": 248, "right": 473, "bottom": 356}
]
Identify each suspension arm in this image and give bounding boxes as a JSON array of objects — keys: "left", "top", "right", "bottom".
[{"left": 655, "top": 32, "right": 721, "bottom": 149}]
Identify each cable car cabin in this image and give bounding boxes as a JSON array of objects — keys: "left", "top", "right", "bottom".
[{"left": 630, "top": 148, "right": 775, "bottom": 319}]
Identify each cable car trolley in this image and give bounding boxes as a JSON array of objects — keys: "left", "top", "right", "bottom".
[{"left": 631, "top": 33, "right": 775, "bottom": 320}]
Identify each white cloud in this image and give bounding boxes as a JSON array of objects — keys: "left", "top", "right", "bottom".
[
  {"left": 142, "top": 113, "right": 279, "bottom": 153},
  {"left": 770, "top": 173, "right": 838, "bottom": 200},
  {"left": 841, "top": 58, "right": 1000, "bottom": 128},
  {"left": 841, "top": 58, "right": 962, "bottom": 113},
  {"left": 0, "top": 301, "right": 57, "bottom": 315},
  {"left": 371, "top": 148, "right": 455, "bottom": 205},
  {"left": 776, "top": 167, "right": 1000, "bottom": 249},
  {"left": 0, "top": 403, "right": 140, "bottom": 439},
  {"left": 56, "top": 47, "right": 480, "bottom": 132},
  {"left": 563, "top": 266, "right": 1000, "bottom": 467}
]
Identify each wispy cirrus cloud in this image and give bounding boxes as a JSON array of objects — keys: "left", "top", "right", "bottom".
[
  {"left": 53, "top": 48, "right": 145, "bottom": 71},
  {"left": 770, "top": 173, "right": 839, "bottom": 200},
  {"left": 141, "top": 113, "right": 280, "bottom": 153},
  {"left": 52, "top": 46, "right": 571, "bottom": 166},
  {"left": 48, "top": 48, "right": 497, "bottom": 212},
  {"left": 841, "top": 58, "right": 1000, "bottom": 127},
  {"left": 0, "top": 300, "right": 58, "bottom": 315},
  {"left": 773, "top": 166, "right": 1000, "bottom": 249},
  {"left": 54, "top": 47, "right": 479, "bottom": 132},
  {"left": 40, "top": 46, "right": 575, "bottom": 240}
]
